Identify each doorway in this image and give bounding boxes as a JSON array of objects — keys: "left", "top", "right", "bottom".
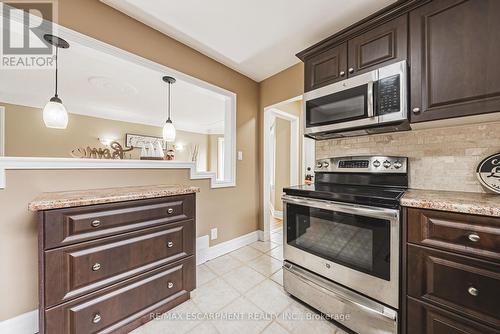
[{"left": 263, "top": 96, "right": 314, "bottom": 241}]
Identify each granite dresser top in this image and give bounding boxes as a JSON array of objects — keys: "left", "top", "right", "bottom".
[
  {"left": 401, "top": 189, "right": 500, "bottom": 217},
  {"left": 29, "top": 184, "right": 200, "bottom": 211}
]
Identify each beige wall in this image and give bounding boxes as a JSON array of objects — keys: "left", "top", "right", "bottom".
[
  {"left": 273, "top": 118, "right": 291, "bottom": 211},
  {"left": 3, "top": 103, "right": 213, "bottom": 169},
  {"left": 316, "top": 121, "right": 500, "bottom": 193},
  {"left": 0, "top": 0, "right": 259, "bottom": 321}
]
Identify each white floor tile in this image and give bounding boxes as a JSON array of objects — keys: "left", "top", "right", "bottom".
[
  {"left": 270, "top": 232, "right": 283, "bottom": 245},
  {"left": 249, "top": 241, "right": 279, "bottom": 253},
  {"left": 191, "top": 277, "right": 240, "bottom": 313},
  {"left": 212, "top": 297, "right": 272, "bottom": 334},
  {"left": 261, "top": 321, "right": 290, "bottom": 334},
  {"left": 229, "top": 245, "right": 263, "bottom": 262},
  {"left": 222, "top": 265, "right": 266, "bottom": 293},
  {"left": 267, "top": 246, "right": 283, "bottom": 261},
  {"left": 247, "top": 254, "right": 282, "bottom": 277},
  {"left": 186, "top": 322, "right": 219, "bottom": 334},
  {"left": 270, "top": 269, "right": 283, "bottom": 286},
  {"left": 197, "top": 264, "right": 217, "bottom": 286},
  {"left": 141, "top": 300, "right": 201, "bottom": 334},
  {"left": 205, "top": 253, "right": 243, "bottom": 276},
  {"left": 245, "top": 279, "right": 292, "bottom": 314}
]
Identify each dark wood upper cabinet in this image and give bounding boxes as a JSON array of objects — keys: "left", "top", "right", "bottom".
[
  {"left": 347, "top": 14, "right": 407, "bottom": 76},
  {"left": 304, "top": 43, "right": 347, "bottom": 92},
  {"left": 410, "top": 0, "right": 500, "bottom": 122}
]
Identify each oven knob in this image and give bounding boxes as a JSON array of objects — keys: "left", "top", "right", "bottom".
[
  {"left": 393, "top": 160, "right": 403, "bottom": 169},
  {"left": 383, "top": 160, "right": 391, "bottom": 168},
  {"left": 316, "top": 161, "right": 323, "bottom": 169},
  {"left": 323, "top": 161, "right": 330, "bottom": 168},
  {"left": 373, "top": 160, "right": 381, "bottom": 168}
]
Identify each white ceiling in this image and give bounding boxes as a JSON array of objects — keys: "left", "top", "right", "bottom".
[
  {"left": 0, "top": 19, "right": 227, "bottom": 134},
  {"left": 101, "top": 0, "right": 396, "bottom": 82}
]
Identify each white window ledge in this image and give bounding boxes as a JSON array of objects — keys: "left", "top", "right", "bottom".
[{"left": 0, "top": 157, "right": 235, "bottom": 189}]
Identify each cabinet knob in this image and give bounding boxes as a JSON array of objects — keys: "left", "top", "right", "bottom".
[
  {"left": 167, "top": 208, "right": 174, "bottom": 214},
  {"left": 92, "top": 263, "right": 101, "bottom": 271},
  {"left": 92, "top": 313, "right": 102, "bottom": 324},
  {"left": 91, "top": 220, "right": 101, "bottom": 228},
  {"left": 340, "top": 71, "right": 346, "bottom": 77},
  {"left": 412, "top": 107, "right": 421, "bottom": 114},
  {"left": 167, "top": 241, "right": 174, "bottom": 248},
  {"left": 167, "top": 282, "right": 174, "bottom": 289},
  {"left": 468, "top": 286, "right": 479, "bottom": 297},
  {"left": 348, "top": 67, "right": 354, "bottom": 74},
  {"left": 468, "top": 233, "right": 480, "bottom": 242}
]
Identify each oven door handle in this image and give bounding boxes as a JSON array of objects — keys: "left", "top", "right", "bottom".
[{"left": 282, "top": 195, "right": 398, "bottom": 220}]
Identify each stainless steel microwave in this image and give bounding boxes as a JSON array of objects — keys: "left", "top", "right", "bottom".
[{"left": 304, "top": 60, "right": 409, "bottom": 139}]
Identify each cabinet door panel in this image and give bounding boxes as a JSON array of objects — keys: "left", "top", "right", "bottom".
[
  {"left": 304, "top": 43, "right": 347, "bottom": 92},
  {"left": 348, "top": 14, "right": 407, "bottom": 75},
  {"left": 410, "top": 0, "right": 500, "bottom": 122}
]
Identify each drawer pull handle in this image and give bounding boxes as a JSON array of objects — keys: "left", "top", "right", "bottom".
[
  {"left": 468, "top": 233, "right": 480, "bottom": 242},
  {"left": 92, "top": 263, "right": 101, "bottom": 271},
  {"left": 91, "top": 220, "right": 101, "bottom": 228},
  {"left": 468, "top": 286, "right": 479, "bottom": 297},
  {"left": 92, "top": 313, "right": 102, "bottom": 324},
  {"left": 167, "top": 241, "right": 174, "bottom": 248},
  {"left": 167, "top": 208, "right": 174, "bottom": 214},
  {"left": 168, "top": 282, "right": 174, "bottom": 289}
]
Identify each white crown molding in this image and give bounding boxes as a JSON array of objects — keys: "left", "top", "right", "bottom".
[{"left": 0, "top": 157, "right": 235, "bottom": 189}]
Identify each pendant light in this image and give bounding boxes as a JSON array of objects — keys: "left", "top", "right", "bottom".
[
  {"left": 162, "top": 76, "right": 177, "bottom": 142},
  {"left": 42, "top": 34, "right": 70, "bottom": 129}
]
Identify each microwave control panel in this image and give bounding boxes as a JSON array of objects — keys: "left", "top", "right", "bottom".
[{"left": 377, "top": 74, "right": 400, "bottom": 115}]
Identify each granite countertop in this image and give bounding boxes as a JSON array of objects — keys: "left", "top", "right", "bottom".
[
  {"left": 401, "top": 189, "right": 500, "bottom": 217},
  {"left": 28, "top": 184, "right": 200, "bottom": 211}
]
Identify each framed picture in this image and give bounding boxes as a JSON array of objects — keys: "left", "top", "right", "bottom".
[{"left": 125, "top": 133, "right": 166, "bottom": 149}]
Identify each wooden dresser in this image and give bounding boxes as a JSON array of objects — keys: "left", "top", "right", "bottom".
[
  {"left": 30, "top": 185, "right": 198, "bottom": 334},
  {"left": 401, "top": 190, "right": 500, "bottom": 334}
]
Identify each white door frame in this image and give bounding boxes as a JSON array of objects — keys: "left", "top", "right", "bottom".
[
  {"left": 262, "top": 96, "right": 301, "bottom": 241},
  {"left": 0, "top": 106, "right": 4, "bottom": 156}
]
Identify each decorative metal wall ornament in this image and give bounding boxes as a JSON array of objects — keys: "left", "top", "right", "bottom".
[
  {"left": 71, "top": 141, "right": 133, "bottom": 159},
  {"left": 125, "top": 133, "right": 166, "bottom": 149},
  {"left": 476, "top": 153, "right": 500, "bottom": 193}
]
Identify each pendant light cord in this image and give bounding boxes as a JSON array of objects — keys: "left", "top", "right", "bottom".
[
  {"left": 54, "top": 46, "right": 59, "bottom": 98},
  {"left": 167, "top": 82, "right": 171, "bottom": 121}
]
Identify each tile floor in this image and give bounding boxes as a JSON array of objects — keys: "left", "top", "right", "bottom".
[{"left": 131, "top": 228, "right": 348, "bottom": 334}]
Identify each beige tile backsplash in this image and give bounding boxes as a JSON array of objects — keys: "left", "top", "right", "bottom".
[{"left": 316, "top": 121, "right": 500, "bottom": 193}]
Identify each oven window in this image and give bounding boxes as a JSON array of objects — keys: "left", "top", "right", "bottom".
[
  {"left": 306, "top": 84, "right": 368, "bottom": 127},
  {"left": 286, "top": 203, "right": 390, "bottom": 280}
]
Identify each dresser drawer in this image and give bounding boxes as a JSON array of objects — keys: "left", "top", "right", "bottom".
[
  {"left": 407, "top": 208, "right": 500, "bottom": 261},
  {"left": 44, "top": 257, "right": 195, "bottom": 334},
  {"left": 408, "top": 244, "right": 500, "bottom": 328},
  {"left": 43, "top": 194, "right": 195, "bottom": 249},
  {"left": 407, "top": 297, "right": 500, "bottom": 334},
  {"left": 44, "top": 220, "right": 194, "bottom": 308}
]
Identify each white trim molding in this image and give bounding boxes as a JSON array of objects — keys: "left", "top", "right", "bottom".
[
  {"left": 0, "top": 156, "right": 235, "bottom": 189},
  {"left": 0, "top": 310, "right": 38, "bottom": 334},
  {"left": 0, "top": 6, "right": 237, "bottom": 188},
  {"left": 196, "top": 230, "right": 259, "bottom": 265},
  {"left": 0, "top": 106, "right": 4, "bottom": 156}
]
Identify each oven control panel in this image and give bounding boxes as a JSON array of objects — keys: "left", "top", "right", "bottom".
[{"left": 315, "top": 156, "right": 407, "bottom": 173}]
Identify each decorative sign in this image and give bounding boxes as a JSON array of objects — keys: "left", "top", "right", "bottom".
[
  {"left": 71, "top": 141, "right": 133, "bottom": 160},
  {"left": 125, "top": 133, "right": 166, "bottom": 149},
  {"left": 476, "top": 153, "right": 500, "bottom": 193}
]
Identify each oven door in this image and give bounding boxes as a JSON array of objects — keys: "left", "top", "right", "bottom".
[
  {"left": 282, "top": 195, "right": 400, "bottom": 308},
  {"left": 304, "top": 70, "right": 378, "bottom": 136}
]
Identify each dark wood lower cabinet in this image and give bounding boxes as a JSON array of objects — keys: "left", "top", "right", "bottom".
[
  {"left": 405, "top": 207, "right": 500, "bottom": 334},
  {"left": 38, "top": 194, "right": 197, "bottom": 334}
]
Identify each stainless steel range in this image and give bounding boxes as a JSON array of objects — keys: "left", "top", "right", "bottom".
[{"left": 282, "top": 156, "right": 408, "bottom": 334}]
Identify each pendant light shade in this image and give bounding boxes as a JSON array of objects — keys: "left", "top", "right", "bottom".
[
  {"left": 43, "top": 97, "right": 68, "bottom": 129},
  {"left": 43, "top": 34, "right": 70, "bottom": 129},
  {"left": 162, "top": 119, "right": 176, "bottom": 142},
  {"left": 162, "top": 76, "right": 177, "bottom": 142}
]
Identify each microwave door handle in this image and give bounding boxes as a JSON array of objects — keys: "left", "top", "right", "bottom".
[{"left": 367, "top": 81, "right": 374, "bottom": 118}]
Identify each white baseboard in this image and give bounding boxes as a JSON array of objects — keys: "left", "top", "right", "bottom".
[
  {"left": 196, "top": 230, "right": 259, "bottom": 264},
  {"left": 257, "top": 230, "right": 265, "bottom": 241},
  {"left": 0, "top": 310, "right": 38, "bottom": 334},
  {"left": 1, "top": 231, "right": 260, "bottom": 332}
]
